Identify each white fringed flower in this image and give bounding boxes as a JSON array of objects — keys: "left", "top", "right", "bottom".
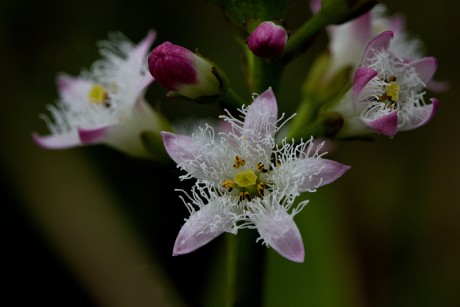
[
  {"left": 162, "top": 88, "right": 350, "bottom": 262},
  {"left": 33, "top": 31, "right": 167, "bottom": 158},
  {"left": 335, "top": 31, "right": 439, "bottom": 137},
  {"left": 310, "top": 2, "right": 424, "bottom": 77}
]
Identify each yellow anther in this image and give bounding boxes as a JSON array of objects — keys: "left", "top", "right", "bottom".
[
  {"left": 233, "top": 156, "right": 246, "bottom": 168},
  {"left": 233, "top": 169, "right": 257, "bottom": 188},
  {"left": 238, "top": 191, "right": 251, "bottom": 202},
  {"left": 257, "top": 183, "right": 267, "bottom": 196},
  {"left": 385, "top": 81, "right": 400, "bottom": 102},
  {"left": 88, "top": 84, "right": 109, "bottom": 105},
  {"left": 222, "top": 179, "right": 234, "bottom": 192},
  {"left": 256, "top": 162, "right": 268, "bottom": 173}
]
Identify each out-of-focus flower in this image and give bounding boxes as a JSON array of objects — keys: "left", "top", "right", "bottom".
[
  {"left": 161, "top": 88, "right": 350, "bottom": 262},
  {"left": 311, "top": 3, "right": 424, "bottom": 78},
  {"left": 333, "top": 31, "right": 439, "bottom": 137},
  {"left": 247, "top": 21, "right": 288, "bottom": 59},
  {"left": 148, "top": 42, "right": 227, "bottom": 101},
  {"left": 33, "top": 31, "right": 168, "bottom": 158}
]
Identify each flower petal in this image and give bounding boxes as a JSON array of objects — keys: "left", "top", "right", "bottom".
[
  {"left": 427, "top": 80, "right": 449, "bottom": 93},
  {"left": 78, "top": 126, "right": 109, "bottom": 144},
  {"left": 361, "top": 31, "right": 393, "bottom": 66},
  {"left": 251, "top": 203, "right": 304, "bottom": 263},
  {"left": 362, "top": 110, "right": 398, "bottom": 136},
  {"left": 173, "top": 199, "right": 235, "bottom": 256},
  {"left": 353, "top": 67, "right": 378, "bottom": 101},
  {"left": 389, "top": 13, "right": 406, "bottom": 34},
  {"left": 243, "top": 87, "right": 278, "bottom": 146},
  {"left": 399, "top": 98, "right": 440, "bottom": 131},
  {"left": 57, "top": 75, "right": 93, "bottom": 105},
  {"left": 410, "top": 57, "right": 438, "bottom": 85},
  {"left": 161, "top": 131, "right": 210, "bottom": 179},
  {"left": 310, "top": 0, "right": 321, "bottom": 13},
  {"left": 133, "top": 30, "right": 157, "bottom": 61},
  {"left": 32, "top": 132, "right": 81, "bottom": 149},
  {"left": 272, "top": 158, "right": 350, "bottom": 192},
  {"left": 134, "top": 31, "right": 157, "bottom": 92}
]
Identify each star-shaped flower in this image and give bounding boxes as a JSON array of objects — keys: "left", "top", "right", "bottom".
[
  {"left": 349, "top": 31, "right": 439, "bottom": 136},
  {"left": 33, "top": 31, "right": 167, "bottom": 158},
  {"left": 162, "top": 88, "right": 350, "bottom": 262}
]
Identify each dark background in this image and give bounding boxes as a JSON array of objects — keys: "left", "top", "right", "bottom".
[{"left": 1, "top": 0, "right": 459, "bottom": 306}]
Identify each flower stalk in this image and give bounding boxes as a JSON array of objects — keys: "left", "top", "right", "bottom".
[{"left": 226, "top": 231, "right": 266, "bottom": 307}]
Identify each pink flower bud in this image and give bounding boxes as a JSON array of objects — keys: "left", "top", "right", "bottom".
[
  {"left": 247, "top": 21, "right": 288, "bottom": 59},
  {"left": 148, "top": 42, "right": 223, "bottom": 99}
]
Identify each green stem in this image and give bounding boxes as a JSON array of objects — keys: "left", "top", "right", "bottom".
[
  {"left": 246, "top": 49, "right": 284, "bottom": 95},
  {"left": 225, "top": 231, "right": 266, "bottom": 307},
  {"left": 286, "top": 97, "right": 319, "bottom": 140},
  {"left": 281, "top": 11, "right": 331, "bottom": 64}
]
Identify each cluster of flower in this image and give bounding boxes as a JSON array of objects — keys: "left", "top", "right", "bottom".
[{"left": 33, "top": 3, "right": 443, "bottom": 262}]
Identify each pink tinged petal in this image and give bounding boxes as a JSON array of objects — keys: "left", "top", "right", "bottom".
[
  {"left": 427, "top": 80, "right": 449, "bottom": 93},
  {"left": 161, "top": 131, "right": 209, "bottom": 179},
  {"left": 304, "top": 158, "right": 350, "bottom": 190},
  {"left": 243, "top": 87, "right": 278, "bottom": 142},
  {"left": 353, "top": 67, "right": 378, "bottom": 101},
  {"left": 132, "top": 30, "right": 157, "bottom": 60},
  {"left": 78, "top": 127, "right": 109, "bottom": 144},
  {"left": 361, "top": 31, "right": 394, "bottom": 66},
  {"left": 134, "top": 31, "right": 157, "bottom": 93},
  {"left": 389, "top": 14, "right": 406, "bottom": 34},
  {"left": 310, "top": 0, "right": 321, "bottom": 13},
  {"left": 32, "top": 132, "right": 81, "bottom": 149},
  {"left": 410, "top": 57, "right": 438, "bottom": 85},
  {"left": 400, "top": 98, "right": 440, "bottom": 131},
  {"left": 57, "top": 75, "right": 93, "bottom": 105},
  {"left": 161, "top": 131, "right": 197, "bottom": 163},
  {"left": 349, "top": 13, "right": 372, "bottom": 46},
  {"left": 173, "top": 200, "right": 234, "bottom": 256},
  {"left": 252, "top": 205, "right": 304, "bottom": 263},
  {"left": 148, "top": 42, "right": 197, "bottom": 91},
  {"left": 362, "top": 110, "right": 398, "bottom": 136},
  {"left": 274, "top": 158, "right": 350, "bottom": 192}
]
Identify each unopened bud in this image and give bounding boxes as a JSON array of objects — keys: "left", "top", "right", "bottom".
[
  {"left": 247, "top": 21, "right": 288, "bottom": 59},
  {"left": 148, "top": 42, "right": 225, "bottom": 100}
]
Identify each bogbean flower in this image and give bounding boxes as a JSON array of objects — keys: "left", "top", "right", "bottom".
[
  {"left": 247, "top": 21, "right": 288, "bottom": 59},
  {"left": 148, "top": 42, "right": 227, "bottom": 101},
  {"left": 310, "top": 2, "right": 423, "bottom": 78},
  {"left": 33, "top": 31, "right": 168, "bottom": 158},
  {"left": 334, "top": 31, "right": 439, "bottom": 137},
  {"left": 162, "top": 88, "right": 350, "bottom": 262}
]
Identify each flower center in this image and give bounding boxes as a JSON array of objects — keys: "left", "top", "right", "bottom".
[
  {"left": 378, "top": 76, "right": 400, "bottom": 108},
  {"left": 221, "top": 156, "right": 270, "bottom": 201},
  {"left": 88, "top": 84, "right": 110, "bottom": 106},
  {"left": 233, "top": 169, "right": 257, "bottom": 187},
  {"left": 385, "top": 81, "right": 400, "bottom": 102}
]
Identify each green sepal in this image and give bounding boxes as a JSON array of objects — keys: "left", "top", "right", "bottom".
[
  {"left": 286, "top": 52, "right": 352, "bottom": 140},
  {"left": 140, "top": 130, "right": 168, "bottom": 161}
]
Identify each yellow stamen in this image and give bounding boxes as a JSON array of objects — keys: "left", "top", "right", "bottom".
[
  {"left": 222, "top": 179, "right": 234, "bottom": 192},
  {"left": 233, "top": 156, "right": 246, "bottom": 168},
  {"left": 238, "top": 191, "right": 251, "bottom": 202},
  {"left": 256, "top": 162, "right": 268, "bottom": 173},
  {"left": 88, "top": 84, "right": 108, "bottom": 105},
  {"left": 233, "top": 169, "right": 257, "bottom": 188},
  {"left": 257, "top": 183, "right": 267, "bottom": 196}
]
